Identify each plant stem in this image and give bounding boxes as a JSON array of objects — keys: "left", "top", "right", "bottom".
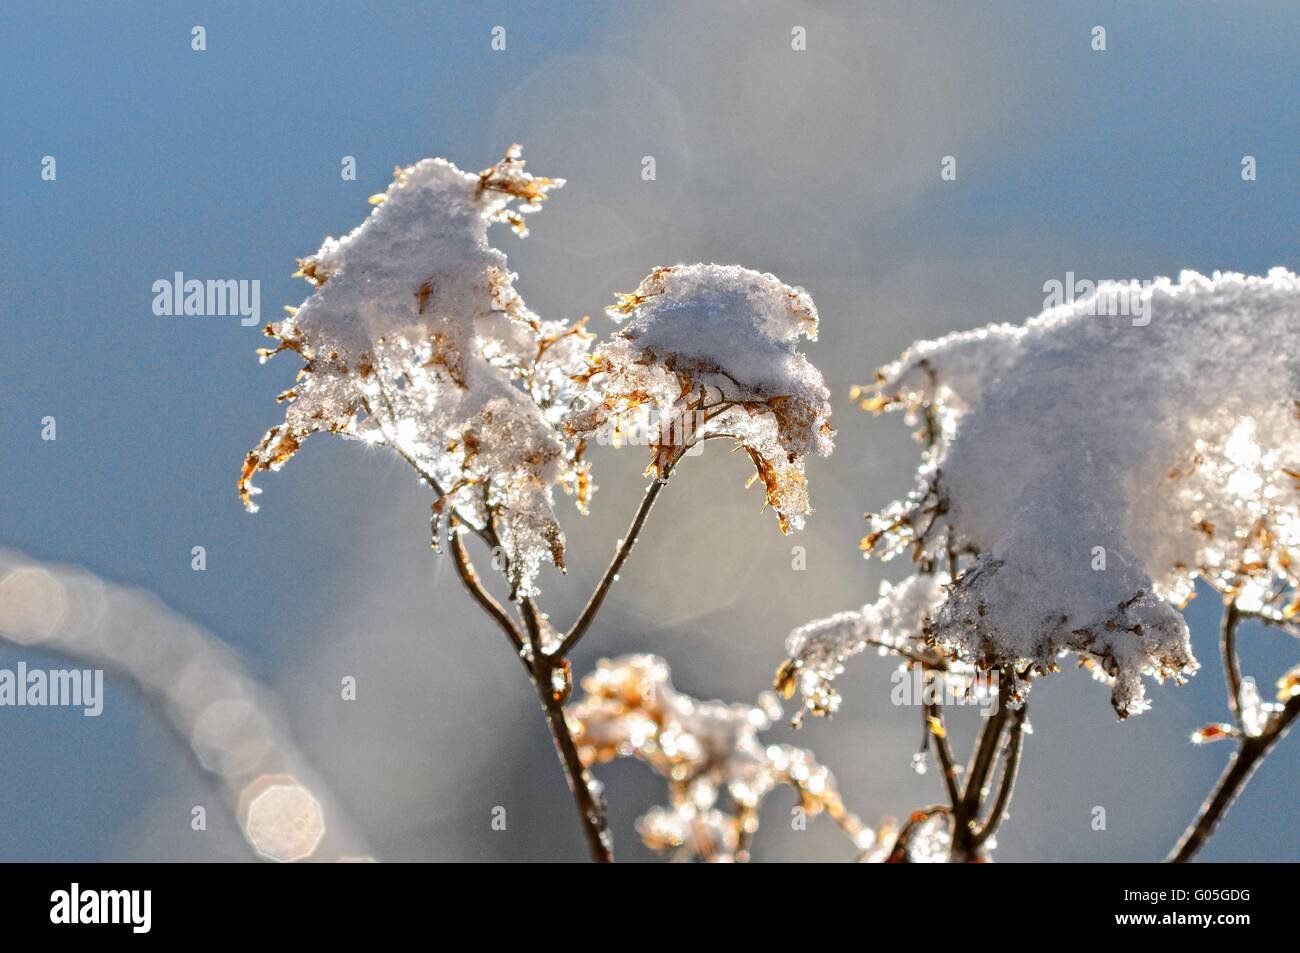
[
  {"left": 445, "top": 510, "right": 613, "bottom": 860},
  {"left": 448, "top": 517, "right": 526, "bottom": 664},
  {"left": 555, "top": 460, "right": 674, "bottom": 659},
  {"left": 433, "top": 447, "right": 680, "bottom": 861},
  {"left": 1221, "top": 601, "right": 1244, "bottom": 730},
  {"left": 972, "top": 704, "right": 1027, "bottom": 848},
  {"left": 962, "top": 678, "right": 1011, "bottom": 813},
  {"left": 925, "top": 699, "right": 963, "bottom": 810},
  {"left": 528, "top": 456, "right": 682, "bottom": 858},
  {"left": 951, "top": 668, "right": 1012, "bottom": 860},
  {"left": 519, "top": 597, "right": 613, "bottom": 862},
  {"left": 1167, "top": 688, "right": 1300, "bottom": 863}
]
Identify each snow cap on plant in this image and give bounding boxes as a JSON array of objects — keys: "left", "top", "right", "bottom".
[
  {"left": 858, "top": 268, "right": 1300, "bottom": 717},
  {"left": 567, "top": 264, "right": 834, "bottom": 532},
  {"left": 239, "top": 146, "right": 593, "bottom": 597}
]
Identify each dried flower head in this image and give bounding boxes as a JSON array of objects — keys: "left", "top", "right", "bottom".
[
  {"left": 567, "top": 264, "right": 833, "bottom": 532},
  {"left": 859, "top": 269, "right": 1300, "bottom": 716},
  {"left": 566, "top": 654, "right": 870, "bottom": 861},
  {"left": 239, "top": 146, "right": 592, "bottom": 597}
]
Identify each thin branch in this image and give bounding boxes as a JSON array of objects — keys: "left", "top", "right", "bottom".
[
  {"left": 372, "top": 377, "right": 616, "bottom": 861},
  {"left": 555, "top": 459, "right": 675, "bottom": 658},
  {"left": 448, "top": 516, "right": 526, "bottom": 662},
  {"left": 972, "top": 704, "right": 1027, "bottom": 848},
  {"left": 520, "top": 597, "right": 613, "bottom": 863},
  {"left": 1221, "top": 600, "right": 1244, "bottom": 730},
  {"left": 920, "top": 521, "right": 963, "bottom": 814},
  {"left": 1168, "top": 687, "right": 1300, "bottom": 862},
  {"left": 1203, "top": 581, "right": 1300, "bottom": 639},
  {"left": 951, "top": 668, "right": 1012, "bottom": 860},
  {"left": 924, "top": 696, "right": 963, "bottom": 811},
  {"left": 519, "top": 595, "right": 545, "bottom": 647},
  {"left": 961, "top": 671, "right": 1012, "bottom": 818},
  {"left": 1235, "top": 606, "right": 1300, "bottom": 640}
]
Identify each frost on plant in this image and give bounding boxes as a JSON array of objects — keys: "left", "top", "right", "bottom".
[
  {"left": 239, "top": 146, "right": 591, "bottom": 597},
  {"left": 236, "top": 143, "right": 840, "bottom": 862},
  {"left": 566, "top": 654, "right": 871, "bottom": 862},
  {"left": 777, "top": 572, "right": 973, "bottom": 724},
  {"left": 567, "top": 264, "right": 834, "bottom": 532},
  {"left": 859, "top": 268, "right": 1300, "bottom": 717},
  {"left": 861, "top": 809, "right": 955, "bottom": 864}
]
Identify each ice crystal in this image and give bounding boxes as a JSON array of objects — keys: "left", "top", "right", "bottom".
[
  {"left": 567, "top": 654, "right": 869, "bottom": 862},
  {"left": 240, "top": 146, "right": 590, "bottom": 597},
  {"left": 777, "top": 572, "right": 961, "bottom": 723},
  {"left": 567, "top": 264, "right": 833, "bottom": 532},
  {"left": 1237, "top": 676, "right": 1279, "bottom": 738},
  {"left": 861, "top": 269, "right": 1300, "bottom": 716},
  {"left": 857, "top": 808, "right": 959, "bottom": 863}
]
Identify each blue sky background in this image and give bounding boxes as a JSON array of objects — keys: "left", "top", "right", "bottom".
[{"left": 1, "top": 1, "right": 1296, "bottom": 861}]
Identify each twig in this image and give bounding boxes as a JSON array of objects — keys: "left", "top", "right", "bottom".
[
  {"left": 1168, "top": 690, "right": 1299, "bottom": 862},
  {"left": 437, "top": 434, "right": 681, "bottom": 861},
  {"left": 951, "top": 668, "right": 1012, "bottom": 860},
  {"left": 405, "top": 414, "right": 681, "bottom": 861},
  {"left": 1221, "top": 601, "right": 1244, "bottom": 730},
  {"left": 1203, "top": 581, "right": 1300, "bottom": 639},
  {"left": 921, "top": 515, "right": 964, "bottom": 819},
  {"left": 447, "top": 516, "right": 526, "bottom": 664},
  {"left": 961, "top": 673, "right": 1012, "bottom": 816},
  {"left": 924, "top": 698, "right": 963, "bottom": 810},
  {"left": 555, "top": 459, "right": 674, "bottom": 658},
  {"left": 444, "top": 498, "right": 613, "bottom": 861},
  {"left": 1235, "top": 607, "right": 1300, "bottom": 640},
  {"left": 972, "top": 704, "right": 1027, "bottom": 848},
  {"left": 520, "top": 597, "right": 613, "bottom": 863}
]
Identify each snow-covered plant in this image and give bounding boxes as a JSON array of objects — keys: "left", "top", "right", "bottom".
[
  {"left": 240, "top": 146, "right": 587, "bottom": 599},
  {"left": 781, "top": 268, "right": 1300, "bottom": 862},
  {"left": 240, "top": 146, "right": 837, "bottom": 862},
  {"left": 236, "top": 141, "right": 1293, "bottom": 863},
  {"left": 567, "top": 654, "right": 871, "bottom": 862},
  {"left": 566, "top": 264, "right": 833, "bottom": 532},
  {"left": 862, "top": 269, "right": 1300, "bottom": 718}
]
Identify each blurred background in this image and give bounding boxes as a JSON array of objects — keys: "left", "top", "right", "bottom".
[{"left": 1, "top": 0, "right": 1296, "bottom": 861}]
